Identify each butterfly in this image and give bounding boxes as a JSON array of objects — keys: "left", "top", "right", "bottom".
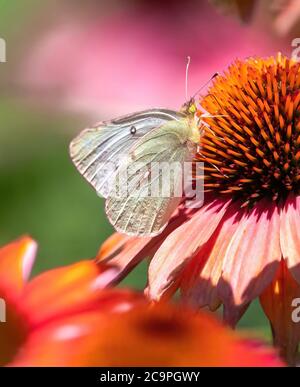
[
  {"left": 69, "top": 66, "right": 220, "bottom": 237},
  {"left": 69, "top": 99, "right": 203, "bottom": 237}
]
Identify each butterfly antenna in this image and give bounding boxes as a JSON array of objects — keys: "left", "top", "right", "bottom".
[
  {"left": 185, "top": 56, "right": 191, "bottom": 102},
  {"left": 191, "top": 72, "right": 219, "bottom": 100}
]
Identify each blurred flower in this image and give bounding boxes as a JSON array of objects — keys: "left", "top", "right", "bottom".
[
  {"left": 13, "top": 299, "right": 283, "bottom": 366},
  {"left": 0, "top": 236, "right": 143, "bottom": 366},
  {"left": 19, "top": 1, "right": 286, "bottom": 117},
  {"left": 209, "top": 0, "right": 258, "bottom": 22},
  {"left": 211, "top": 0, "right": 300, "bottom": 37},
  {"left": 98, "top": 54, "right": 300, "bottom": 364},
  {"left": 0, "top": 236, "right": 283, "bottom": 366},
  {"left": 270, "top": 0, "right": 300, "bottom": 36}
]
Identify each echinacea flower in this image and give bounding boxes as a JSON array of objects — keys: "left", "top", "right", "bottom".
[
  {"left": 0, "top": 235, "right": 143, "bottom": 366},
  {"left": 12, "top": 299, "right": 284, "bottom": 367},
  {"left": 98, "top": 54, "right": 300, "bottom": 364}
]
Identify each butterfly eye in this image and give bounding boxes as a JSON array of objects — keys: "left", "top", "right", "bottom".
[{"left": 130, "top": 126, "right": 137, "bottom": 135}]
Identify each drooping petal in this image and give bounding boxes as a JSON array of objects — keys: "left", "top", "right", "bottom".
[
  {"left": 147, "top": 199, "right": 230, "bottom": 301},
  {"left": 0, "top": 236, "right": 37, "bottom": 300},
  {"left": 280, "top": 193, "right": 300, "bottom": 283},
  {"left": 260, "top": 259, "right": 300, "bottom": 366},
  {"left": 96, "top": 205, "right": 195, "bottom": 284},
  {"left": 97, "top": 233, "right": 151, "bottom": 283},
  {"left": 220, "top": 200, "right": 281, "bottom": 325},
  {"left": 181, "top": 202, "right": 244, "bottom": 311},
  {"left": 10, "top": 303, "right": 284, "bottom": 367},
  {"left": 20, "top": 260, "right": 141, "bottom": 328}
]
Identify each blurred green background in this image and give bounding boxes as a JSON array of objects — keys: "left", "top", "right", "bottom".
[{"left": 0, "top": 0, "right": 285, "bottom": 341}]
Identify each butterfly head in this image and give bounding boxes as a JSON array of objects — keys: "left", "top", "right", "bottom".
[{"left": 181, "top": 97, "right": 197, "bottom": 117}]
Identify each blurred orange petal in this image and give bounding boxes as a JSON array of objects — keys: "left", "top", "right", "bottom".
[
  {"left": 11, "top": 303, "right": 284, "bottom": 367},
  {"left": 21, "top": 261, "right": 130, "bottom": 327},
  {"left": 0, "top": 237, "right": 143, "bottom": 366},
  {"left": 0, "top": 236, "right": 37, "bottom": 300}
]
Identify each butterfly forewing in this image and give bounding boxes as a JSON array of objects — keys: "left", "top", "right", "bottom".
[
  {"left": 105, "top": 118, "right": 197, "bottom": 236},
  {"left": 69, "top": 109, "right": 184, "bottom": 198}
]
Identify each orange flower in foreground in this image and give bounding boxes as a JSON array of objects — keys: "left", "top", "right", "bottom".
[
  {"left": 98, "top": 54, "right": 300, "bottom": 364},
  {"left": 0, "top": 236, "right": 143, "bottom": 366},
  {"left": 13, "top": 300, "right": 283, "bottom": 366},
  {"left": 0, "top": 236, "right": 283, "bottom": 366}
]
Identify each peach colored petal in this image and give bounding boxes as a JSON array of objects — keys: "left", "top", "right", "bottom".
[
  {"left": 220, "top": 200, "right": 281, "bottom": 323},
  {"left": 20, "top": 261, "right": 141, "bottom": 327},
  {"left": 98, "top": 232, "right": 143, "bottom": 261},
  {"left": 181, "top": 202, "right": 244, "bottom": 311},
  {"left": 260, "top": 259, "right": 300, "bottom": 366},
  {"left": 147, "top": 199, "right": 231, "bottom": 301},
  {"left": 280, "top": 193, "right": 300, "bottom": 283},
  {"left": 97, "top": 206, "right": 195, "bottom": 284},
  {"left": 97, "top": 233, "right": 151, "bottom": 283},
  {"left": 0, "top": 236, "right": 37, "bottom": 300},
  {"left": 11, "top": 304, "right": 284, "bottom": 367}
]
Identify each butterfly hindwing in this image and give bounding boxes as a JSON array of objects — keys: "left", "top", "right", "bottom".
[{"left": 105, "top": 118, "right": 197, "bottom": 236}]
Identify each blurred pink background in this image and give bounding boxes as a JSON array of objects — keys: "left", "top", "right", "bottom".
[{"left": 15, "top": 0, "right": 294, "bottom": 118}]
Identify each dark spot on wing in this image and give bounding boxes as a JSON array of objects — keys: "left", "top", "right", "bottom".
[{"left": 130, "top": 126, "right": 137, "bottom": 135}]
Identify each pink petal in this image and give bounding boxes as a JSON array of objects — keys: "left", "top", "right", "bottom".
[
  {"left": 181, "top": 202, "right": 244, "bottom": 311},
  {"left": 22, "top": 240, "right": 38, "bottom": 282},
  {"left": 97, "top": 206, "right": 195, "bottom": 284},
  {"left": 147, "top": 199, "right": 231, "bottom": 301},
  {"left": 280, "top": 193, "right": 300, "bottom": 283},
  {"left": 220, "top": 200, "right": 281, "bottom": 323},
  {"left": 21, "top": 259, "right": 143, "bottom": 328},
  {"left": 97, "top": 233, "right": 151, "bottom": 284}
]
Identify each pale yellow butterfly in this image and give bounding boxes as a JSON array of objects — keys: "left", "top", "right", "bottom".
[{"left": 69, "top": 71, "right": 218, "bottom": 236}]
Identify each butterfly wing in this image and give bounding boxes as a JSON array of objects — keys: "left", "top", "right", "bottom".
[
  {"left": 105, "top": 118, "right": 198, "bottom": 236},
  {"left": 69, "top": 109, "right": 184, "bottom": 198}
]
